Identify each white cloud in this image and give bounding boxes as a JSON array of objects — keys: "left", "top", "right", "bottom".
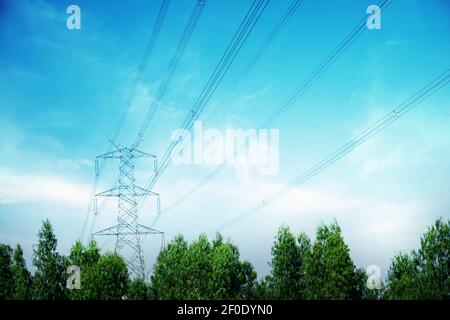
[
  {"left": 0, "top": 168, "right": 89, "bottom": 207},
  {"left": 354, "top": 203, "right": 422, "bottom": 243},
  {"left": 275, "top": 187, "right": 360, "bottom": 216},
  {"left": 150, "top": 172, "right": 435, "bottom": 275},
  {"left": 346, "top": 102, "right": 450, "bottom": 177},
  {"left": 156, "top": 174, "right": 361, "bottom": 231}
]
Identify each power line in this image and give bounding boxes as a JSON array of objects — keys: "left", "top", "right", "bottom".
[
  {"left": 243, "top": 0, "right": 303, "bottom": 73},
  {"left": 161, "top": 0, "right": 393, "bottom": 216},
  {"left": 202, "top": 0, "right": 304, "bottom": 127},
  {"left": 135, "top": 0, "right": 271, "bottom": 216},
  {"left": 217, "top": 68, "right": 449, "bottom": 231},
  {"left": 87, "top": 0, "right": 207, "bottom": 240},
  {"left": 133, "top": 0, "right": 207, "bottom": 147},
  {"left": 81, "top": 0, "right": 172, "bottom": 241}
]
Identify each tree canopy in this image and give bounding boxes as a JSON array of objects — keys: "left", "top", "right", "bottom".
[
  {"left": 150, "top": 234, "right": 256, "bottom": 299},
  {"left": 0, "top": 217, "right": 448, "bottom": 300},
  {"left": 385, "top": 218, "right": 449, "bottom": 300},
  {"left": 262, "top": 226, "right": 310, "bottom": 299},
  {"left": 31, "top": 219, "right": 66, "bottom": 300},
  {"left": 67, "top": 240, "right": 128, "bottom": 300},
  {"left": 0, "top": 244, "right": 13, "bottom": 300},
  {"left": 11, "top": 245, "right": 32, "bottom": 300},
  {"left": 304, "top": 222, "right": 361, "bottom": 299}
]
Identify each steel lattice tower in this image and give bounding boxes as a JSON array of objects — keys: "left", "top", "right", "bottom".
[{"left": 92, "top": 144, "right": 164, "bottom": 279}]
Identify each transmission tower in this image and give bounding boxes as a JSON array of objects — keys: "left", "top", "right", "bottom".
[{"left": 92, "top": 143, "right": 164, "bottom": 279}]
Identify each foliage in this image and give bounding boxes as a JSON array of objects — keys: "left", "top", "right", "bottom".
[
  {"left": 31, "top": 220, "right": 66, "bottom": 300},
  {"left": 0, "top": 244, "right": 13, "bottom": 299},
  {"left": 150, "top": 234, "right": 256, "bottom": 299},
  {"left": 128, "top": 278, "right": 149, "bottom": 300},
  {"left": 385, "top": 218, "right": 449, "bottom": 299},
  {"left": 0, "top": 217, "right": 448, "bottom": 300},
  {"left": 385, "top": 252, "right": 419, "bottom": 299},
  {"left": 416, "top": 218, "right": 449, "bottom": 299},
  {"left": 252, "top": 276, "right": 272, "bottom": 300},
  {"left": 264, "top": 227, "right": 310, "bottom": 299},
  {"left": 82, "top": 252, "right": 129, "bottom": 300},
  {"left": 11, "top": 245, "right": 32, "bottom": 300},
  {"left": 304, "top": 222, "right": 361, "bottom": 299},
  {"left": 66, "top": 240, "right": 101, "bottom": 300}
]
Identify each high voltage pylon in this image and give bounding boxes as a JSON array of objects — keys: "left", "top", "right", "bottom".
[
  {"left": 80, "top": 0, "right": 172, "bottom": 242},
  {"left": 92, "top": 143, "right": 164, "bottom": 279},
  {"left": 85, "top": 0, "right": 208, "bottom": 279}
]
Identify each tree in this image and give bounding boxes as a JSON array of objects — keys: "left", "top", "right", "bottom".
[
  {"left": 66, "top": 240, "right": 101, "bottom": 300},
  {"left": 68, "top": 240, "right": 101, "bottom": 268},
  {"left": 31, "top": 220, "right": 66, "bottom": 300},
  {"left": 416, "top": 218, "right": 449, "bottom": 299},
  {"left": 186, "top": 234, "right": 211, "bottom": 299},
  {"left": 208, "top": 234, "right": 257, "bottom": 299},
  {"left": 128, "top": 278, "right": 149, "bottom": 300},
  {"left": 385, "top": 218, "right": 449, "bottom": 299},
  {"left": 82, "top": 252, "right": 129, "bottom": 300},
  {"left": 66, "top": 240, "right": 129, "bottom": 300},
  {"left": 265, "top": 227, "right": 310, "bottom": 299},
  {"left": 385, "top": 252, "right": 419, "bottom": 299},
  {"left": 150, "top": 234, "right": 256, "bottom": 299},
  {"left": 3, "top": 217, "right": 447, "bottom": 300},
  {"left": 11, "top": 244, "right": 32, "bottom": 300},
  {"left": 238, "top": 261, "right": 258, "bottom": 299},
  {"left": 304, "top": 222, "right": 361, "bottom": 299},
  {"left": 253, "top": 276, "right": 272, "bottom": 300},
  {"left": 150, "top": 235, "right": 189, "bottom": 299},
  {"left": 0, "top": 244, "right": 13, "bottom": 300}
]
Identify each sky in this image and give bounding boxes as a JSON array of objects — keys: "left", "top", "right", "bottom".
[{"left": 0, "top": 0, "right": 449, "bottom": 279}]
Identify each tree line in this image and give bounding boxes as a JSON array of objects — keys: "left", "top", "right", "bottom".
[{"left": 0, "top": 218, "right": 448, "bottom": 300}]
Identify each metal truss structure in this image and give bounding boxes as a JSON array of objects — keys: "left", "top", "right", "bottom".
[{"left": 92, "top": 144, "right": 164, "bottom": 279}]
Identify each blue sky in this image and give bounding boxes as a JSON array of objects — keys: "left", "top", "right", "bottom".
[{"left": 0, "top": 0, "right": 449, "bottom": 278}]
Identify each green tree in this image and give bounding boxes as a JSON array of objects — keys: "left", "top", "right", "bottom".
[
  {"left": 150, "top": 235, "right": 189, "bottom": 299},
  {"left": 186, "top": 234, "right": 211, "bottom": 299},
  {"left": 31, "top": 220, "right": 66, "bottom": 300},
  {"left": 11, "top": 244, "right": 32, "bottom": 300},
  {"left": 209, "top": 234, "right": 257, "bottom": 299},
  {"left": 385, "top": 218, "right": 449, "bottom": 299},
  {"left": 238, "top": 260, "right": 258, "bottom": 299},
  {"left": 68, "top": 240, "right": 101, "bottom": 268},
  {"left": 385, "top": 252, "right": 419, "bottom": 299},
  {"left": 150, "top": 234, "right": 256, "bottom": 299},
  {"left": 304, "top": 222, "right": 360, "bottom": 299},
  {"left": 253, "top": 276, "right": 271, "bottom": 300},
  {"left": 82, "top": 252, "right": 129, "bottom": 300},
  {"left": 416, "top": 218, "right": 449, "bottom": 299},
  {"left": 66, "top": 240, "right": 101, "bottom": 300},
  {"left": 127, "top": 278, "right": 149, "bottom": 300},
  {"left": 265, "top": 227, "right": 310, "bottom": 299},
  {"left": 0, "top": 244, "right": 13, "bottom": 300}
]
